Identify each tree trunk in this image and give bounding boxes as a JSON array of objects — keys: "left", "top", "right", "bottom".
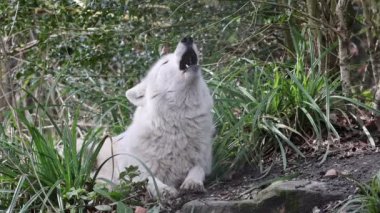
[
  {"left": 336, "top": 0, "right": 353, "bottom": 96},
  {"left": 306, "top": 0, "right": 326, "bottom": 73},
  {"left": 363, "top": 1, "right": 380, "bottom": 109},
  {"left": 361, "top": 0, "right": 378, "bottom": 85},
  {"left": 280, "top": 0, "right": 295, "bottom": 56},
  {"left": 0, "top": 38, "right": 10, "bottom": 122}
]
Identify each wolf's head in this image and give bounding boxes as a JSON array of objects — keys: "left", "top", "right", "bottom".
[{"left": 126, "top": 37, "right": 211, "bottom": 110}]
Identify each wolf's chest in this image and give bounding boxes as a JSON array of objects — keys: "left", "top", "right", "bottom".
[
  {"left": 137, "top": 129, "right": 200, "bottom": 186},
  {"left": 148, "top": 124, "right": 200, "bottom": 155}
]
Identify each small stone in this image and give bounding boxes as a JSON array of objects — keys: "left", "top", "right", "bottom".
[
  {"left": 135, "top": 206, "right": 147, "bottom": 213},
  {"left": 325, "top": 169, "right": 338, "bottom": 177}
]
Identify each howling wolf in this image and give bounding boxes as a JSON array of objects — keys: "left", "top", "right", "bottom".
[{"left": 92, "top": 37, "right": 214, "bottom": 199}]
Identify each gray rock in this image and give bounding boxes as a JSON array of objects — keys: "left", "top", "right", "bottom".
[
  {"left": 181, "top": 180, "right": 344, "bottom": 213},
  {"left": 181, "top": 200, "right": 259, "bottom": 213}
]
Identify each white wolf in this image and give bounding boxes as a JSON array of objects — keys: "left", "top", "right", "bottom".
[{"left": 91, "top": 37, "right": 214, "bottom": 198}]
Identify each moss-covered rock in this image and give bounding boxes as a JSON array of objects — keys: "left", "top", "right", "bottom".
[{"left": 181, "top": 180, "right": 344, "bottom": 213}]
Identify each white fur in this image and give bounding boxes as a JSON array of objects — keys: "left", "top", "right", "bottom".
[{"left": 92, "top": 39, "right": 214, "bottom": 199}]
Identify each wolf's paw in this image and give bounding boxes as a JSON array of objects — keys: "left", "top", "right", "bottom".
[
  {"left": 160, "top": 185, "right": 179, "bottom": 199},
  {"left": 148, "top": 184, "right": 178, "bottom": 200},
  {"left": 180, "top": 179, "right": 205, "bottom": 193}
]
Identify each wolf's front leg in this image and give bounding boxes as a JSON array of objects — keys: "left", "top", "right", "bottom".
[
  {"left": 180, "top": 165, "right": 206, "bottom": 192},
  {"left": 147, "top": 176, "right": 178, "bottom": 199}
]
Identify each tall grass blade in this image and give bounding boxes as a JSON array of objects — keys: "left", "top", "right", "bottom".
[
  {"left": 6, "top": 175, "right": 27, "bottom": 213},
  {"left": 19, "top": 189, "right": 43, "bottom": 212}
]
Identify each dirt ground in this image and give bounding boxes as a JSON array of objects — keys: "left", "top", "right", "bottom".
[
  {"left": 169, "top": 148, "right": 380, "bottom": 212},
  {"left": 165, "top": 117, "right": 380, "bottom": 212}
]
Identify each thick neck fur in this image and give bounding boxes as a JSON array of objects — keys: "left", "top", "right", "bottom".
[{"left": 149, "top": 79, "right": 208, "bottom": 120}]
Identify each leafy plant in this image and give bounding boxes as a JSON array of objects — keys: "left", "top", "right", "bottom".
[
  {"left": 0, "top": 107, "right": 149, "bottom": 212},
  {"left": 338, "top": 172, "right": 380, "bottom": 213},
  {"left": 91, "top": 166, "right": 148, "bottom": 212},
  {"left": 209, "top": 26, "right": 376, "bottom": 175},
  {"left": 209, "top": 57, "right": 336, "bottom": 174}
]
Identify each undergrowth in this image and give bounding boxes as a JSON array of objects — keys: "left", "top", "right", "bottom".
[
  {"left": 1, "top": 0, "right": 378, "bottom": 212},
  {"left": 338, "top": 172, "right": 380, "bottom": 213},
  {"left": 209, "top": 28, "right": 376, "bottom": 175},
  {"left": 0, "top": 109, "right": 149, "bottom": 212}
]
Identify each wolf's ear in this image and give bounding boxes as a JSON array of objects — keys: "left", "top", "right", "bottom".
[
  {"left": 159, "top": 43, "right": 170, "bottom": 56},
  {"left": 126, "top": 81, "right": 146, "bottom": 106}
]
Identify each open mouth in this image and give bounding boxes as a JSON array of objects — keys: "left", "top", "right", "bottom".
[{"left": 180, "top": 47, "right": 198, "bottom": 71}]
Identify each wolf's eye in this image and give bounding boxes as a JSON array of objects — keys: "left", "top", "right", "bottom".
[{"left": 161, "top": 61, "right": 168, "bottom": 65}]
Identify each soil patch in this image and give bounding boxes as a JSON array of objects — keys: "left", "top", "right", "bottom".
[{"left": 168, "top": 149, "right": 380, "bottom": 212}]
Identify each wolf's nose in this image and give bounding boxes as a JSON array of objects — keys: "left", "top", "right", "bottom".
[{"left": 181, "top": 37, "right": 193, "bottom": 46}]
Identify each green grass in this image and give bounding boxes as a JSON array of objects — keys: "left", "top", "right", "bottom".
[
  {"left": 3, "top": 31, "right": 376, "bottom": 212},
  {"left": 0, "top": 106, "right": 149, "bottom": 212},
  {"left": 1, "top": 30, "right": 378, "bottom": 212},
  {"left": 209, "top": 57, "right": 338, "bottom": 174},
  {"left": 1, "top": 1, "right": 379, "bottom": 211},
  {"left": 338, "top": 172, "right": 380, "bottom": 213},
  {"left": 208, "top": 26, "right": 377, "bottom": 175}
]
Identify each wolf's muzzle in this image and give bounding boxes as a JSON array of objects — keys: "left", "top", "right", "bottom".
[
  {"left": 180, "top": 37, "right": 198, "bottom": 71},
  {"left": 181, "top": 37, "right": 193, "bottom": 46}
]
